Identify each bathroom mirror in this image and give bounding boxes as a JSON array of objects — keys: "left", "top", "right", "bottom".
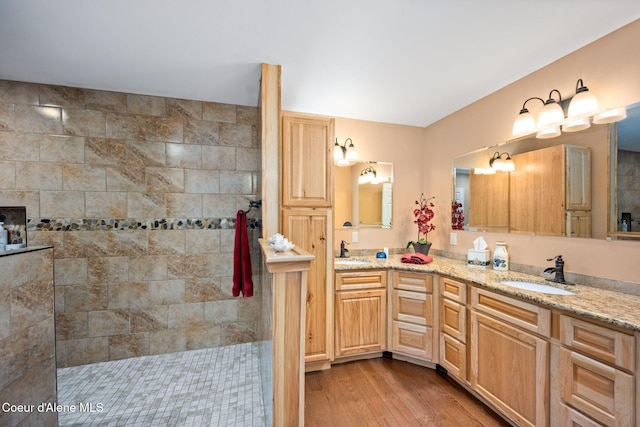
[
  {"left": 609, "top": 102, "right": 640, "bottom": 239},
  {"left": 335, "top": 161, "right": 393, "bottom": 229},
  {"left": 452, "top": 101, "right": 640, "bottom": 240}
]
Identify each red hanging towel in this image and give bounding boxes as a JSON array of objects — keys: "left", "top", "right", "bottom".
[{"left": 232, "top": 210, "right": 253, "bottom": 297}]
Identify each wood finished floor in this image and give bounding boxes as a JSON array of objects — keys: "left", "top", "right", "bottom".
[{"left": 305, "top": 358, "right": 511, "bottom": 427}]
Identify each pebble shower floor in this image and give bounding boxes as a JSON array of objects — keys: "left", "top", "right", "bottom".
[{"left": 57, "top": 343, "right": 266, "bottom": 426}]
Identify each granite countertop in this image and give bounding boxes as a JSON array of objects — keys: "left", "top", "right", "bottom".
[{"left": 334, "top": 255, "right": 640, "bottom": 333}]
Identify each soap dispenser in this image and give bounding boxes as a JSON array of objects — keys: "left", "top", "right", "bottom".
[
  {"left": 0, "top": 222, "right": 7, "bottom": 251},
  {"left": 493, "top": 241, "right": 509, "bottom": 271}
]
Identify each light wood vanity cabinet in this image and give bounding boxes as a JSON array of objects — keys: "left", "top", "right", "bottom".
[
  {"left": 390, "top": 271, "right": 438, "bottom": 361},
  {"left": 281, "top": 113, "right": 334, "bottom": 208},
  {"left": 281, "top": 113, "right": 335, "bottom": 370},
  {"left": 439, "top": 277, "right": 467, "bottom": 381},
  {"left": 554, "top": 314, "right": 635, "bottom": 426},
  {"left": 282, "top": 208, "right": 332, "bottom": 366},
  {"left": 334, "top": 270, "right": 387, "bottom": 358},
  {"left": 470, "top": 287, "right": 550, "bottom": 427}
]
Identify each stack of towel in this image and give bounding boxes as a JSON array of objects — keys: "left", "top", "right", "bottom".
[{"left": 401, "top": 253, "right": 433, "bottom": 264}]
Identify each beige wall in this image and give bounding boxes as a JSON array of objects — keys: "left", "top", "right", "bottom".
[
  {"left": 334, "top": 118, "right": 426, "bottom": 252},
  {"left": 335, "top": 18, "right": 640, "bottom": 285},
  {"left": 426, "top": 19, "right": 640, "bottom": 285},
  {"left": 0, "top": 80, "right": 263, "bottom": 366}
]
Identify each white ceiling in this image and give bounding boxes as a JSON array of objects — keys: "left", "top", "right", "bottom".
[{"left": 1, "top": 1, "right": 640, "bottom": 127}]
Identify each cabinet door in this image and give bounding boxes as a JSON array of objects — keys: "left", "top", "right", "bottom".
[
  {"left": 282, "top": 114, "right": 334, "bottom": 207},
  {"left": 568, "top": 210, "right": 592, "bottom": 238},
  {"left": 335, "top": 289, "right": 386, "bottom": 357},
  {"left": 471, "top": 311, "right": 549, "bottom": 427},
  {"left": 565, "top": 145, "right": 592, "bottom": 211},
  {"left": 560, "top": 348, "right": 634, "bottom": 427},
  {"left": 282, "top": 208, "right": 331, "bottom": 363},
  {"left": 440, "top": 333, "right": 467, "bottom": 381}
]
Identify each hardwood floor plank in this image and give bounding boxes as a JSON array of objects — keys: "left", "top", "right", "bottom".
[{"left": 305, "top": 358, "right": 511, "bottom": 427}]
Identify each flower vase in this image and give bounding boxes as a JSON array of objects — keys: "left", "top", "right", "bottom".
[{"left": 412, "top": 242, "right": 432, "bottom": 256}]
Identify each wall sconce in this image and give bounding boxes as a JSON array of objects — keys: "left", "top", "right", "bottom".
[
  {"left": 489, "top": 152, "right": 515, "bottom": 172},
  {"left": 358, "top": 166, "right": 377, "bottom": 184},
  {"left": 511, "top": 78, "right": 627, "bottom": 139},
  {"left": 334, "top": 138, "right": 358, "bottom": 166}
]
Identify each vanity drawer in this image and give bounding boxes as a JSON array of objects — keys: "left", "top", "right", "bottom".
[
  {"left": 440, "top": 333, "right": 467, "bottom": 382},
  {"left": 441, "top": 298, "right": 466, "bottom": 343},
  {"left": 471, "top": 287, "right": 551, "bottom": 337},
  {"left": 392, "top": 289, "right": 432, "bottom": 326},
  {"left": 557, "top": 402, "right": 605, "bottom": 427},
  {"left": 560, "top": 347, "right": 634, "bottom": 426},
  {"left": 391, "top": 270, "right": 433, "bottom": 293},
  {"left": 335, "top": 270, "right": 386, "bottom": 291},
  {"left": 391, "top": 320, "right": 433, "bottom": 360},
  {"left": 441, "top": 277, "right": 467, "bottom": 304},
  {"left": 559, "top": 315, "right": 635, "bottom": 372}
]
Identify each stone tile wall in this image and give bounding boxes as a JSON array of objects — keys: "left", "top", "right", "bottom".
[
  {"left": 0, "top": 248, "right": 57, "bottom": 427},
  {"left": 0, "top": 80, "right": 262, "bottom": 367}
]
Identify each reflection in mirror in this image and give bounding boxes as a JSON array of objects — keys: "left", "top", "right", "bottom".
[
  {"left": 609, "top": 102, "right": 640, "bottom": 238},
  {"left": 452, "top": 102, "right": 640, "bottom": 240},
  {"left": 335, "top": 161, "right": 393, "bottom": 229}
]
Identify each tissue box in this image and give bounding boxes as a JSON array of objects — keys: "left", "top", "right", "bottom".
[{"left": 468, "top": 249, "right": 491, "bottom": 268}]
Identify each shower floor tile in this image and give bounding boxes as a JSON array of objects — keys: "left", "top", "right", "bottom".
[{"left": 57, "top": 343, "right": 266, "bottom": 427}]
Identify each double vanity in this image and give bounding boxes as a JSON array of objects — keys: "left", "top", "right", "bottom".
[{"left": 331, "top": 255, "right": 639, "bottom": 427}]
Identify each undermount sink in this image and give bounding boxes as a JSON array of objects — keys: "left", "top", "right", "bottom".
[
  {"left": 500, "top": 280, "right": 576, "bottom": 296},
  {"left": 334, "top": 259, "right": 369, "bottom": 265}
]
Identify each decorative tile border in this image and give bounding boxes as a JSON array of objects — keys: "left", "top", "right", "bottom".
[{"left": 27, "top": 217, "right": 261, "bottom": 231}]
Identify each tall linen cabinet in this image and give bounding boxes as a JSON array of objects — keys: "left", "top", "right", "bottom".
[{"left": 281, "top": 113, "right": 335, "bottom": 371}]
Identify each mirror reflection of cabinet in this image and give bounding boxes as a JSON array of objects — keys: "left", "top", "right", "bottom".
[
  {"left": 468, "top": 145, "right": 591, "bottom": 237},
  {"left": 468, "top": 171, "right": 509, "bottom": 232},
  {"left": 510, "top": 145, "right": 591, "bottom": 237},
  {"left": 335, "top": 161, "right": 393, "bottom": 229}
]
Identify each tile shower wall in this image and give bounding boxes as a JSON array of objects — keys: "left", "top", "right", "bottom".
[
  {"left": 0, "top": 248, "right": 57, "bottom": 427},
  {"left": 0, "top": 80, "right": 262, "bottom": 367}
]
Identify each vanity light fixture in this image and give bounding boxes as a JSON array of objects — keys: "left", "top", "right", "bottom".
[
  {"left": 567, "top": 79, "right": 599, "bottom": 119},
  {"left": 358, "top": 166, "right": 377, "bottom": 184},
  {"left": 489, "top": 152, "right": 515, "bottom": 172},
  {"left": 511, "top": 78, "right": 627, "bottom": 139},
  {"left": 538, "top": 90, "right": 565, "bottom": 129},
  {"left": 512, "top": 97, "right": 544, "bottom": 137},
  {"left": 334, "top": 138, "right": 358, "bottom": 166}
]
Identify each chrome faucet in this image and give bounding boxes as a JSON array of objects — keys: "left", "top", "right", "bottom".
[
  {"left": 339, "top": 240, "right": 350, "bottom": 258},
  {"left": 544, "top": 255, "right": 572, "bottom": 285}
]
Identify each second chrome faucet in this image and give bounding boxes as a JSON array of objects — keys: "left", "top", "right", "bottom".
[{"left": 544, "top": 255, "right": 572, "bottom": 285}]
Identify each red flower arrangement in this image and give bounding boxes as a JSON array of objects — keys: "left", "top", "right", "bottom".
[
  {"left": 451, "top": 200, "right": 464, "bottom": 230},
  {"left": 407, "top": 193, "right": 436, "bottom": 247}
]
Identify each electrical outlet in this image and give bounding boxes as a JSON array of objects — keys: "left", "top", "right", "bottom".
[
  {"left": 450, "top": 232, "right": 457, "bottom": 245},
  {"left": 352, "top": 231, "right": 359, "bottom": 243}
]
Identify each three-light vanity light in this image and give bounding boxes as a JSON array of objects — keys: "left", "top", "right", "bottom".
[{"left": 512, "top": 78, "right": 627, "bottom": 139}]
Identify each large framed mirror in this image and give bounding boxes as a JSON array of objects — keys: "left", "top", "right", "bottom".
[
  {"left": 335, "top": 161, "right": 393, "bottom": 229},
  {"left": 452, "top": 101, "right": 640, "bottom": 240}
]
